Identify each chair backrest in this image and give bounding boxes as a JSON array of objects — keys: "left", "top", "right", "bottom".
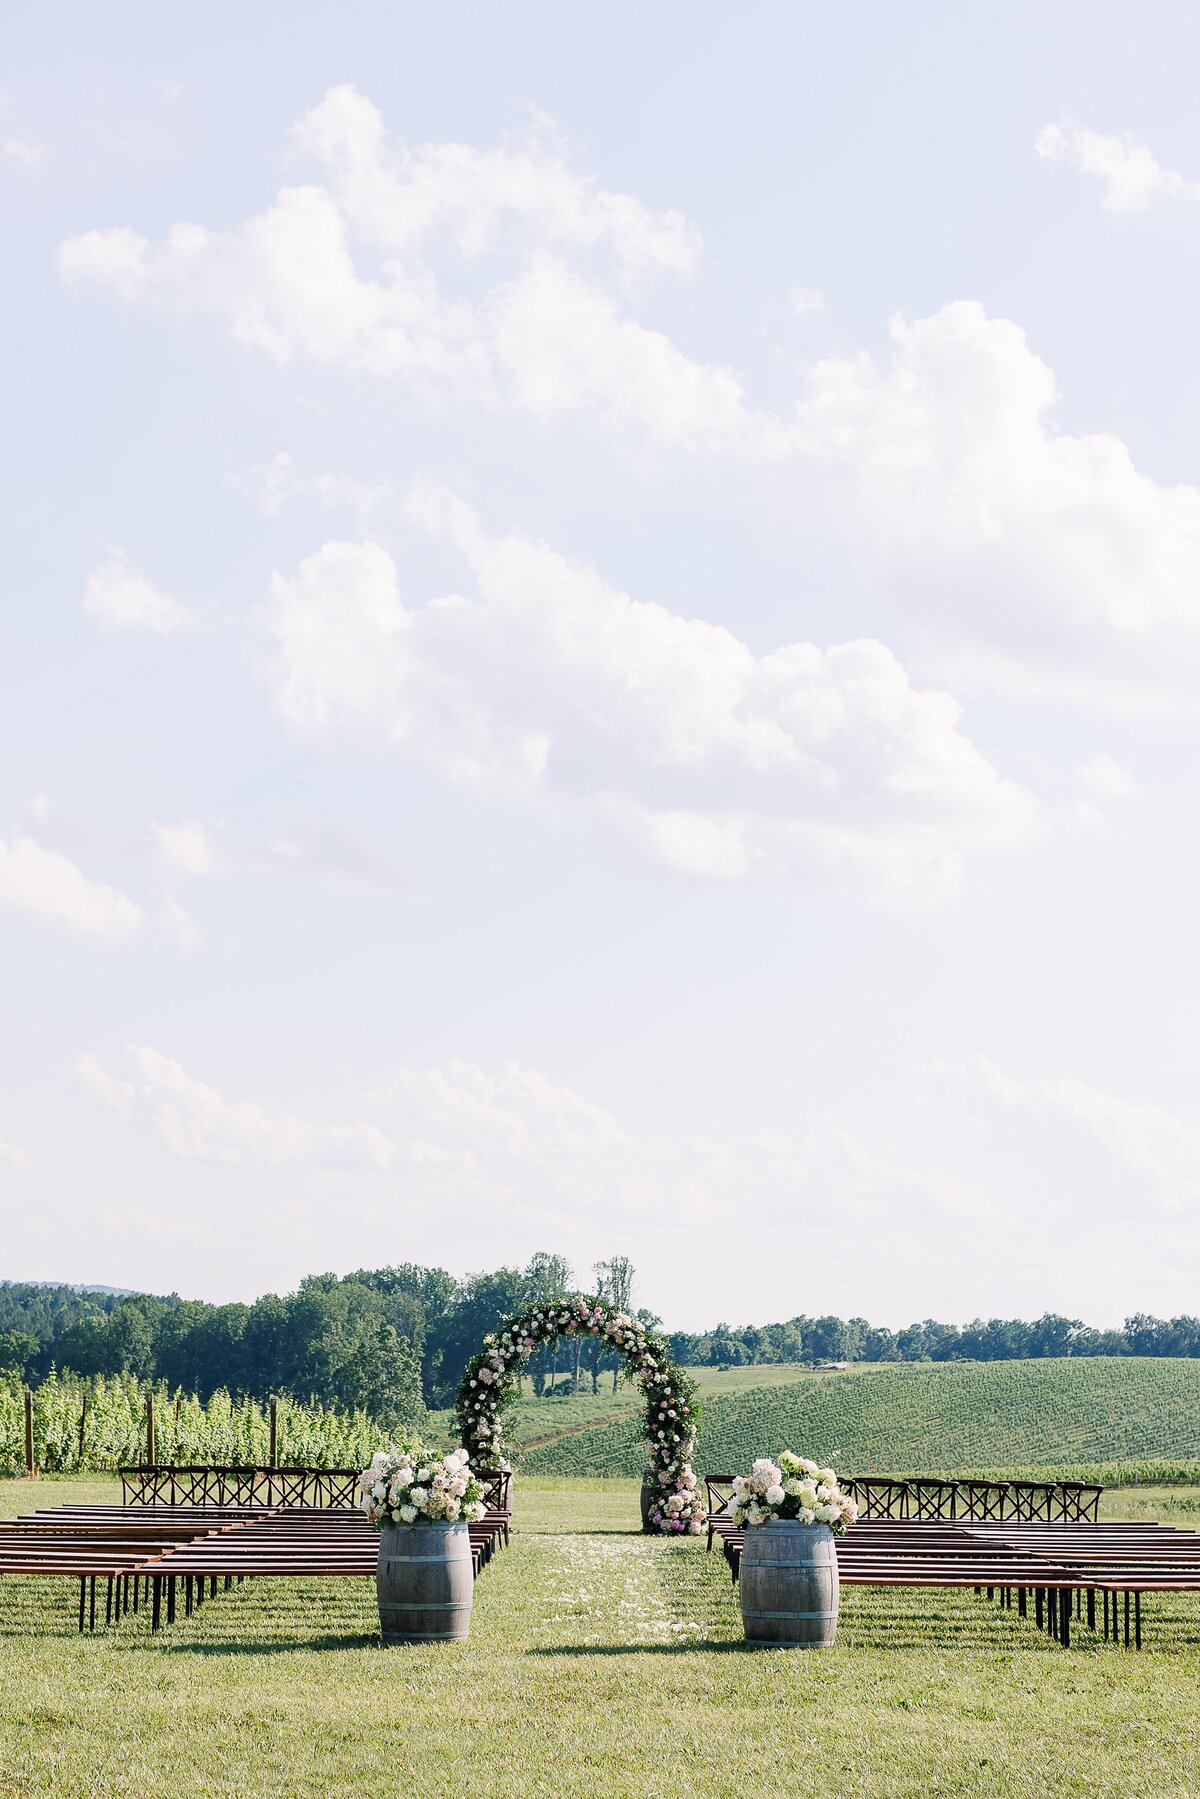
[
  {"left": 704, "top": 1475, "right": 737, "bottom": 1515},
  {"left": 473, "top": 1467, "right": 512, "bottom": 1512}
]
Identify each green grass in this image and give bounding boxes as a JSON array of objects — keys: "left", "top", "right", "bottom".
[
  {"left": 3, "top": 1473, "right": 1200, "bottom": 1797},
  {"left": 521, "top": 1357, "right": 1200, "bottom": 1479},
  {"left": 426, "top": 1361, "right": 853, "bottom": 1451}
]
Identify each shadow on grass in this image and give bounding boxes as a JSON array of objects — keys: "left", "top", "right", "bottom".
[
  {"left": 528, "top": 1640, "right": 755, "bottom": 1656},
  {"left": 148, "top": 1633, "right": 382, "bottom": 1654}
]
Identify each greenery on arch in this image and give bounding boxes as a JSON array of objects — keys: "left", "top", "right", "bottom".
[{"left": 456, "top": 1293, "right": 707, "bottom": 1532}]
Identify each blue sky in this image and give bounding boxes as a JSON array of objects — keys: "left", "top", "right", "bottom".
[{"left": 4, "top": 2, "right": 1200, "bottom": 1327}]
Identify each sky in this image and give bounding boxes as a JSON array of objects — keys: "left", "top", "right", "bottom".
[{"left": 3, "top": 1, "right": 1200, "bottom": 1330}]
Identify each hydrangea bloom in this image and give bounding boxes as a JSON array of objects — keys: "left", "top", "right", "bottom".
[
  {"left": 732, "top": 1450, "right": 857, "bottom": 1535},
  {"left": 358, "top": 1444, "right": 489, "bottom": 1529}
]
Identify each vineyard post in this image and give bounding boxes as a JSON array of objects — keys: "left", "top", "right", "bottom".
[
  {"left": 146, "top": 1394, "right": 155, "bottom": 1467},
  {"left": 24, "top": 1387, "right": 35, "bottom": 1477},
  {"left": 269, "top": 1398, "right": 278, "bottom": 1469},
  {"left": 78, "top": 1394, "right": 88, "bottom": 1465}
]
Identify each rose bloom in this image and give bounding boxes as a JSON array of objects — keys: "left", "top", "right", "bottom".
[
  {"left": 399, "top": 1503, "right": 418, "bottom": 1523},
  {"left": 765, "top": 1484, "right": 785, "bottom": 1505}
]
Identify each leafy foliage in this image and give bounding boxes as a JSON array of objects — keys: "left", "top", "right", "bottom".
[{"left": 0, "top": 1371, "right": 383, "bottom": 1475}]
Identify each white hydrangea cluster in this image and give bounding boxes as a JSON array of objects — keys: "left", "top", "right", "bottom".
[
  {"left": 732, "top": 1452, "right": 857, "bottom": 1534},
  {"left": 358, "top": 1445, "right": 489, "bottom": 1530}
]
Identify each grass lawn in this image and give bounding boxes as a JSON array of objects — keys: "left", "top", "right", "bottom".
[
  {"left": 2, "top": 1475, "right": 1200, "bottom": 1797},
  {"left": 424, "top": 1361, "right": 840, "bottom": 1447}
]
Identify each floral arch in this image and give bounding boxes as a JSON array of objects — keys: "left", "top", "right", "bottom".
[{"left": 455, "top": 1294, "right": 707, "bottom": 1533}]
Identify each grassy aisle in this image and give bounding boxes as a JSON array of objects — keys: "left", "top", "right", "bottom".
[{"left": 2, "top": 1478, "right": 1200, "bottom": 1796}]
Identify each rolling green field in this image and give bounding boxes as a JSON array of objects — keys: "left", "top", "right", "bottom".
[
  {"left": 2, "top": 1473, "right": 1200, "bottom": 1798},
  {"left": 426, "top": 1361, "right": 889, "bottom": 1449},
  {"left": 521, "top": 1358, "right": 1200, "bottom": 1482}
]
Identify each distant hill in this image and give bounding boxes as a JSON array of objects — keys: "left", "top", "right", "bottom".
[
  {"left": 520, "top": 1357, "right": 1200, "bottom": 1480},
  {"left": 32, "top": 1284, "right": 139, "bottom": 1297}
]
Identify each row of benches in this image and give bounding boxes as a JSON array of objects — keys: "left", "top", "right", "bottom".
[
  {"left": 0, "top": 1470, "right": 513, "bottom": 1633},
  {"left": 706, "top": 1497, "right": 1200, "bottom": 1649}
]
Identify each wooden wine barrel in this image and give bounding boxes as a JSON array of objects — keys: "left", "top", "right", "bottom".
[
  {"left": 739, "top": 1521, "right": 839, "bottom": 1647},
  {"left": 640, "top": 1473, "right": 657, "bottom": 1531},
  {"left": 376, "top": 1521, "right": 474, "bottom": 1644}
]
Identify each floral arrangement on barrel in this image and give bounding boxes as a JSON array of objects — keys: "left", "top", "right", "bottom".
[
  {"left": 732, "top": 1453, "right": 858, "bottom": 1533},
  {"left": 455, "top": 1293, "right": 707, "bottom": 1534},
  {"left": 358, "top": 1445, "right": 490, "bottom": 1528}
]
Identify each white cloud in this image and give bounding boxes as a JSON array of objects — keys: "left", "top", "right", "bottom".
[
  {"left": 789, "top": 286, "right": 825, "bottom": 316},
  {"left": 372, "top": 1060, "right": 993, "bottom": 1250},
  {"left": 1076, "top": 755, "right": 1138, "bottom": 799},
  {"left": 57, "top": 87, "right": 756, "bottom": 453},
  {"left": 151, "top": 820, "right": 220, "bottom": 875},
  {"left": 1036, "top": 117, "right": 1200, "bottom": 212},
  {"left": 787, "top": 302, "right": 1200, "bottom": 712},
  {"left": 58, "top": 94, "right": 1200, "bottom": 711},
  {"left": 83, "top": 549, "right": 194, "bottom": 634},
  {"left": 79, "top": 1045, "right": 400, "bottom": 1169},
  {"left": 0, "top": 832, "right": 144, "bottom": 940},
  {"left": 936, "top": 1055, "right": 1200, "bottom": 1219},
  {"left": 260, "top": 489, "right": 1040, "bottom": 901},
  {"left": 159, "top": 894, "right": 204, "bottom": 951},
  {"left": 292, "top": 87, "right": 699, "bottom": 276},
  {"left": 0, "top": 1136, "right": 28, "bottom": 1173},
  {"left": 73, "top": 1045, "right": 1001, "bottom": 1300},
  {"left": 3, "top": 137, "right": 43, "bottom": 168},
  {"left": 232, "top": 449, "right": 390, "bottom": 523}
]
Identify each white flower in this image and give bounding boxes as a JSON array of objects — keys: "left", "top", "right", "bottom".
[
  {"left": 783, "top": 1478, "right": 804, "bottom": 1498},
  {"left": 399, "top": 1503, "right": 418, "bottom": 1523},
  {"left": 409, "top": 1487, "right": 427, "bottom": 1506},
  {"left": 801, "top": 1507, "right": 815, "bottom": 1524},
  {"left": 416, "top": 1468, "right": 431, "bottom": 1483},
  {"left": 765, "top": 1484, "right": 785, "bottom": 1506}
]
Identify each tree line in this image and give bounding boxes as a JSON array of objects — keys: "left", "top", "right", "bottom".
[
  {"left": 0, "top": 1253, "right": 649, "bottom": 1418},
  {"left": 4, "top": 1264, "right": 1200, "bottom": 1423},
  {"left": 668, "top": 1311, "right": 1200, "bottom": 1366}
]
